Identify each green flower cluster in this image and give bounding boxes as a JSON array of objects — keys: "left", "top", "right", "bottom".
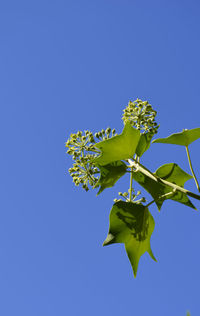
[
  {"left": 66, "top": 130, "right": 99, "bottom": 191},
  {"left": 68, "top": 156, "right": 99, "bottom": 191},
  {"left": 66, "top": 128, "right": 116, "bottom": 191},
  {"left": 122, "top": 99, "right": 159, "bottom": 135},
  {"left": 114, "top": 189, "right": 146, "bottom": 204},
  {"left": 66, "top": 130, "right": 96, "bottom": 158}
]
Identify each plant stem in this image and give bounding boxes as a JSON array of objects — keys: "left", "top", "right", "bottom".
[
  {"left": 127, "top": 158, "right": 200, "bottom": 201},
  {"left": 146, "top": 189, "right": 176, "bottom": 208},
  {"left": 129, "top": 166, "right": 133, "bottom": 202},
  {"left": 186, "top": 146, "right": 200, "bottom": 192}
]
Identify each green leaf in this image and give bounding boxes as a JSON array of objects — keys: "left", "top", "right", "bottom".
[
  {"left": 103, "top": 201, "right": 156, "bottom": 277},
  {"left": 152, "top": 128, "right": 200, "bottom": 146},
  {"left": 155, "top": 163, "right": 193, "bottom": 187},
  {"left": 93, "top": 122, "right": 140, "bottom": 166},
  {"left": 94, "top": 161, "right": 127, "bottom": 195},
  {"left": 132, "top": 163, "right": 196, "bottom": 211},
  {"left": 135, "top": 133, "right": 153, "bottom": 157}
]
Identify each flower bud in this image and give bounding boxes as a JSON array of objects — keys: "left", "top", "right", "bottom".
[
  {"left": 77, "top": 131, "right": 82, "bottom": 137},
  {"left": 112, "top": 129, "right": 116, "bottom": 135},
  {"left": 106, "top": 127, "right": 111, "bottom": 135}
]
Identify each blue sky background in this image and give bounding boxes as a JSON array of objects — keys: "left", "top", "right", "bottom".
[{"left": 1, "top": 1, "right": 200, "bottom": 315}]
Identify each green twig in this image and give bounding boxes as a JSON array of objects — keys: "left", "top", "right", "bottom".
[
  {"left": 129, "top": 166, "right": 133, "bottom": 201},
  {"left": 127, "top": 159, "right": 200, "bottom": 201},
  {"left": 186, "top": 146, "right": 200, "bottom": 192},
  {"left": 146, "top": 189, "right": 177, "bottom": 208}
]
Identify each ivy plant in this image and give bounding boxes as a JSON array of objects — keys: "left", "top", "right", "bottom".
[{"left": 66, "top": 99, "right": 200, "bottom": 277}]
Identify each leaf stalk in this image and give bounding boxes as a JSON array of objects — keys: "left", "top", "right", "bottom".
[
  {"left": 185, "top": 146, "right": 200, "bottom": 192},
  {"left": 146, "top": 189, "right": 177, "bottom": 208},
  {"left": 127, "top": 159, "right": 200, "bottom": 201},
  {"left": 129, "top": 166, "right": 134, "bottom": 202}
]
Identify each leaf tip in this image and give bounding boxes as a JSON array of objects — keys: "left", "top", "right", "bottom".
[
  {"left": 129, "top": 259, "right": 138, "bottom": 278},
  {"left": 132, "top": 262, "right": 139, "bottom": 278},
  {"left": 103, "top": 233, "right": 115, "bottom": 246},
  {"left": 148, "top": 248, "right": 157, "bottom": 262}
]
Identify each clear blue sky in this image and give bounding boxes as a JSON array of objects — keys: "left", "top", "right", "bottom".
[{"left": 1, "top": 1, "right": 200, "bottom": 315}]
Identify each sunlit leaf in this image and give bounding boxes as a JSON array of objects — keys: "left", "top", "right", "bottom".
[
  {"left": 152, "top": 128, "right": 200, "bottom": 146},
  {"left": 94, "top": 161, "right": 127, "bottom": 195},
  {"left": 155, "top": 163, "right": 193, "bottom": 187},
  {"left": 103, "top": 201, "right": 156, "bottom": 277},
  {"left": 93, "top": 122, "right": 140, "bottom": 166},
  {"left": 132, "top": 163, "right": 196, "bottom": 211},
  {"left": 135, "top": 133, "right": 153, "bottom": 157}
]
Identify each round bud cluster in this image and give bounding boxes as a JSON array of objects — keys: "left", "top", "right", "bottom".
[
  {"left": 66, "top": 127, "right": 117, "bottom": 191},
  {"left": 66, "top": 130, "right": 96, "bottom": 159},
  {"left": 122, "top": 99, "right": 159, "bottom": 136},
  {"left": 68, "top": 156, "right": 99, "bottom": 191},
  {"left": 66, "top": 130, "right": 99, "bottom": 191}
]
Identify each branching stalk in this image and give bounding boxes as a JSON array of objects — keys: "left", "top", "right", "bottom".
[
  {"left": 129, "top": 166, "right": 133, "bottom": 201},
  {"left": 146, "top": 189, "right": 177, "bottom": 208},
  {"left": 186, "top": 146, "right": 200, "bottom": 192},
  {"left": 128, "top": 159, "right": 200, "bottom": 201}
]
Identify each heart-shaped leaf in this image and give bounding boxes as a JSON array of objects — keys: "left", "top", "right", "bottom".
[
  {"left": 93, "top": 122, "right": 140, "bottom": 166},
  {"left": 103, "top": 201, "right": 156, "bottom": 277},
  {"left": 152, "top": 128, "right": 200, "bottom": 146},
  {"left": 94, "top": 161, "right": 127, "bottom": 195}
]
